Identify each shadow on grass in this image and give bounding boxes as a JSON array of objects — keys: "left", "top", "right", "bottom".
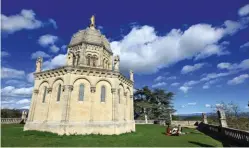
[{"left": 189, "top": 141, "right": 214, "bottom": 147}]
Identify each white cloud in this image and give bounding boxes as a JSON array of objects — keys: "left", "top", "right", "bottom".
[
  {"left": 227, "top": 74, "right": 249, "bottom": 85},
  {"left": 16, "top": 99, "right": 30, "bottom": 104},
  {"left": 154, "top": 76, "right": 164, "bottom": 82},
  {"left": 43, "top": 54, "right": 66, "bottom": 70},
  {"left": 48, "top": 19, "right": 57, "bottom": 29},
  {"left": 179, "top": 86, "right": 191, "bottom": 93},
  {"left": 50, "top": 45, "right": 60, "bottom": 53},
  {"left": 61, "top": 45, "right": 67, "bottom": 51},
  {"left": 1, "top": 9, "right": 42, "bottom": 33},
  {"left": 238, "top": 4, "right": 249, "bottom": 16},
  {"left": 181, "top": 63, "right": 205, "bottom": 74},
  {"left": 38, "top": 34, "right": 58, "bottom": 47},
  {"left": 184, "top": 80, "right": 200, "bottom": 86},
  {"left": 1, "top": 51, "right": 10, "bottom": 57},
  {"left": 27, "top": 72, "right": 34, "bottom": 83},
  {"left": 217, "top": 59, "right": 249, "bottom": 71},
  {"left": 31, "top": 51, "right": 50, "bottom": 59},
  {"left": 223, "top": 20, "right": 243, "bottom": 35},
  {"left": 21, "top": 106, "right": 30, "bottom": 109},
  {"left": 5, "top": 80, "right": 30, "bottom": 87},
  {"left": 167, "top": 76, "right": 177, "bottom": 80},
  {"left": 205, "top": 104, "right": 211, "bottom": 108},
  {"left": 200, "top": 72, "right": 233, "bottom": 82},
  {"left": 171, "top": 82, "right": 180, "bottom": 86},
  {"left": 240, "top": 42, "right": 249, "bottom": 48},
  {"left": 1, "top": 86, "right": 33, "bottom": 97},
  {"left": 202, "top": 79, "right": 219, "bottom": 89},
  {"left": 152, "top": 82, "right": 167, "bottom": 88},
  {"left": 188, "top": 102, "right": 197, "bottom": 105},
  {"left": 1, "top": 67, "right": 25, "bottom": 79},
  {"left": 203, "top": 85, "right": 209, "bottom": 89}
]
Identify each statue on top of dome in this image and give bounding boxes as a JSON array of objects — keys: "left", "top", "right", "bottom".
[{"left": 90, "top": 15, "right": 95, "bottom": 28}]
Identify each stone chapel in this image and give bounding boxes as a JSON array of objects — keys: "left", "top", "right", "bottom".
[{"left": 24, "top": 16, "right": 135, "bottom": 135}]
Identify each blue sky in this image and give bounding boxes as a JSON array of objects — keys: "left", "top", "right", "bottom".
[{"left": 1, "top": 0, "right": 249, "bottom": 114}]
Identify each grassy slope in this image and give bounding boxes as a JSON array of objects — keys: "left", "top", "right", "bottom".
[{"left": 1, "top": 124, "right": 222, "bottom": 147}]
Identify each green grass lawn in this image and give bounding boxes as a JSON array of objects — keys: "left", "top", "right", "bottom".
[{"left": 1, "top": 124, "right": 222, "bottom": 147}]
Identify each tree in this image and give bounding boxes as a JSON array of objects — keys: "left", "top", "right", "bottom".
[{"left": 134, "top": 86, "right": 175, "bottom": 123}]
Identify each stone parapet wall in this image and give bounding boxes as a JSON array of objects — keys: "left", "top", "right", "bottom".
[
  {"left": 198, "top": 122, "right": 249, "bottom": 146},
  {"left": 1, "top": 118, "right": 23, "bottom": 124},
  {"left": 135, "top": 120, "right": 154, "bottom": 124},
  {"left": 171, "top": 120, "right": 200, "bottom": 127}
]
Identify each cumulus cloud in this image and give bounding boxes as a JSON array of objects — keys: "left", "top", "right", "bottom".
[
  {"left": 21, "top": 106, "right": 30, "bottom": 109},
  {"left": 238, "top": 4, "right": 249, "bottom": 16},
  {"left": 1, "top": 86, "right": 33, "bottom": 97},
  {"left": 154, "top": 76, "right": 165, "bottom": 82},
  {"left": 38, "top": 34, "right": 58, "bottom": 47},
  {"left": 240, "top": 42, "right": 249, "bottom": 48},
  {"left": 205, "top": 104, "right": 211, "bottom": 108},
  {"left": 1, "top": 51, "right": 10, "bottom": 58},
  {"left": 188, "top": 102, "right": 197, "bottom": 105},
  {"left": 202, "top": 79, "right": 219, "bottom": 89},
  {"left": 16, "top": 99, "right": 30, "bottom": 104},
  {"left": 43, "top": 54, "right": 66, "bottom": 70},
  {"left": 181, "top": 63, "right": 206, "bottom": 74},
  {"left": 152, "top": 82, "right": 167, "bottom": 88},
  {"left": 171, "top": 82, "right": 180, "bottom": 86},
  {"left": 217, "top": 59, "right": 249, "bottom": 71},
  {"left": 31, "top": 51, "right": 50, "bottom": 59},
  {"left": 48, "top": 19, "right": 57, "bottom": 29},
  {"left": 1, "top": 67, "right": 25, "bottom": 79},
  {"left": 227, "top": 74, "right": 249, "bottom": 85},
  {"left": 1, "top": 9, "right": 42, "bottom": 33},
  {"left": 167, "top": 76, "right": 177, "bottom": 80},
  {"left": 50, "top": 45, "right": 60, "bottom": 53},
  {"left": 26, "top": 72, "right": 34, "bottom": 83},
  {"left": 179, "top": 86, "right": 191, "bottom": 93}
]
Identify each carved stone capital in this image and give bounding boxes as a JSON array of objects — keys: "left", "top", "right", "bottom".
[
  {"left": 91, "top": 87, "right": 96, "bottom": 93},
  {"left": 111, "top": 88, "right": 116, "bottom": 93},
  {"left": 47, "top": 87, "right": 52, "bottom": 93},
  {"left": 33, "top": 89, "right": 39, "bottom": 94},
  {"left": 130, "top": 95, "right": 133, "bottom": 99},
  {"left": 124, "top": 92, "right": 127, "bottom": 96},
  {"left": 63, "top": 85, "right": 74, "bottom": 92}
]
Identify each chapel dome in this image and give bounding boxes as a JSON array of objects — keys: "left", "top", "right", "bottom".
[{"left": 69, "top": 27, "right": 112, "bottom": 53}]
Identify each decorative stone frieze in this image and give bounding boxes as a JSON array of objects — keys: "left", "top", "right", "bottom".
[
  {"left": 33, "top": 89, "right": 39, "bottom": 94},
  {"left": 111, "top": 88, "right": 116, "bottom": 93},
  {"left": 47, "top": 88, "right": 52, "bottom": 94},
  {"left": 90, "top": 86, "right": 96, "bottom": 93},
  {"left": 63, "top": 85, "right": 74, "bottom": 92}
]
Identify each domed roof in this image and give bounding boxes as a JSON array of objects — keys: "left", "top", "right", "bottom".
[{"left": 69, "top": 27, "right": 112, "bottom": 53}]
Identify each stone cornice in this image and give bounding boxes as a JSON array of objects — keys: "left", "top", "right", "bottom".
[{"left": 34, "top": 66, "right": 133, "bottom": 86}]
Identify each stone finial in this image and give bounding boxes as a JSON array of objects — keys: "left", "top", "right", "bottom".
[
  {"left": 217, "top": 109, "right": 228, "bottom": 127},
  {"left": 130, "top": 70, "right": 134, "bottom": 82},
  {"left": 202, "top": 113, "right": 208, "bottom": 124},
  {"left": 67, "top": 52, "right": 74, "bottom": 66},
  {"left": 114, "top": 55, "right": 120, "bottom": 72},
  {"left": 90, "top": 15, "right": 95, "bottom": 28},
  {"left": 36, "top": 57, "right": 43, "bottom": 72}
]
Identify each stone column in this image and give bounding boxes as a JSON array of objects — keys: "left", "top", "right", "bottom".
[
  {"left": 130, "top": 95, "right": 134, "bottom": 121},
  {"left": 124, "top": 92, "right": 127, "bottom": 121},
  {"left": 45, "top": 87, "right": 53, "bottom": 121},
  {"left": 27, "top": 89, "right": 39, "bottom": 122},
  {"left": 61, "top": 85, "right": 73, "bottom": 123},
  {"left": 90, "top": 86, "right": 96, "bottom": 121},
  {"left": 202, "top": 113, "right": 208, "bottom": 124},
  {"left": 111, "top": 88, "right": 116, "bottom": 121},
  {"left": 217, "top": 109, "right": 228, "bottom": 127}
]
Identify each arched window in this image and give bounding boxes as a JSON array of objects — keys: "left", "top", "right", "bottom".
[
  {"left": 92, "top": 57, "right": 96, "bottom": 67},
  {"left": 87, "top": 56, "right": 90, "bottom": 66},
  {"left": 118, "top": 89, "right": 121, "bottom": 104},
  {"left": 101, "top": 85, "right": 106, "bottom": 102},
  {"left": 79, "top": 83, "right": 84, "bottom": 101},
  {"left": 57, "top": 84, "right": 61, "bottom": 101},
  {"left": 42, "top": 86, "right": 47, "bottom": 103}
]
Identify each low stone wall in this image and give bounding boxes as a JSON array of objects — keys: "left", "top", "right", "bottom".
[
  {"left": 171, "top": 120, "right": 200, "bottom": 127},
  {"left": 135, "top": 120, "right": 154, "bottom": 124},
  {"left": 198, "top": 122, "right": 249, "bottom": 146},
  {"left": 1, "top": 118, "right": 23, "bottom": 124}
]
